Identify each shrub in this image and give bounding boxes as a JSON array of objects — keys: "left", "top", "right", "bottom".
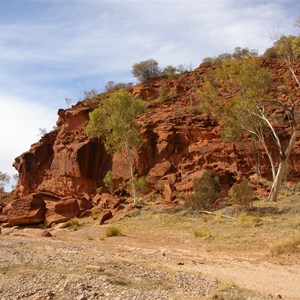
[
  {"left": 122, "top": 176, "right": 149, "bottom": 198},
  {"left": 131, "top": 59, "right": 161, "bottom": 83},
  {"left": 228, "top": 177, "right": 254, "bottom": 211},
  {"left": 105, "top": 81, "right": 133, "bottom": 92},
  {"left": 158, "top": 84, "right": 177, "bottom": 103},
  {"left": 231, "top": 47, "right": 258, "bottom": 60},
  {"left": 187, "top": 171, "right": 220, "bottom": 210},
  {"left": 105, "top": 225, "right": 122, "bottom": 237},
  {"left": 176, "top": 63, "right": 193, "bottom": 74},
  {"left": 162, "top": 65, "right": 177, "bottom": 78},
  {"left": 201, "top": 57, "right": 215, "bottom": 67},
  {"left": 158, "top": 83, "right": 168, "bottom": 103},
  {"left": 263, "top": 47, "right": 279, "bottom": 58},
  {"left": 132, "top": 176, "right": 149, "bottom": 196},
  {"left": 0, "top": 191, "right": 13, "bottom": 207},
  {"left": 0, "top": 171, "right": 10, "bottom": 193},
  {"left": 103, "top": 170, "right": 114, "bottom": 194},
  {"left": 168, "top": 87, "right": 177, "bottom": 100},
  {"left": 83, "top": 89, "right": 98, "bottom": 99}
]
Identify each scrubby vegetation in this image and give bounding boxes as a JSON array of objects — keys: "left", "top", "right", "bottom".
[
  {"left": 131, "top": 59, "right": 193, "bottom": 83},
  {"left": 228, "top": 177, "right": 254, "bottom": 211},
  {"left": 105, "top": 81, "right": 133, "bottom": 92},
  {"left": 186, "top": 171, "right": 220, "bottom": 210},
  {"left": 105, "top": 225, "right": 122, "bottom": 237},
  {"left": 197, "top": 37, "right": 300, "bottom": 201},
  {"left": 85, "top": 91, "right": 148, "bottom": 205}
]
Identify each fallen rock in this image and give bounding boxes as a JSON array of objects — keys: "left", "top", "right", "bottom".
[
  {"left": 98, "top": 193, "right": 119, "bottom": 210},
  {"left": 7, "top": 193, "right": 46, "bottom": 226},
  {"left": 11, "top": 228, "right": 53, "bottom": 238},
  {"left": 77, "top": 195, "right": 93, "bottom": 211},
  {"left": 0, "top": 214, "right": 8, "bottom": 223},
  {"left": 53, "top": 221, "right": 71, "bottom": 229},
  {"left": 45, "top": 197, "right": 80, "bottom": 227},
  {"left": 163, "top": 183, "right": 175, "bottom": 202},
  {"left": 98, "top": 210, "right": 112, "bottom": 225}
]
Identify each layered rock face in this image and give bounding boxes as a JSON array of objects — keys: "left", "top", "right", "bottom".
[{"left": 4, "top": 58, "right": 300, "bottom": 226}]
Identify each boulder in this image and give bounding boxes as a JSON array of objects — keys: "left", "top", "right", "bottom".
[
  {"left": 7, "top": 194, "right": 46, "bottom": 226},
  {"left": 98, "top": 193, "right": 119, "bottom": 210},
  {"left": 98, "top": 210, "right": 112, "bottom": 225},
  {"left": 77, "top": 194, "right": 93, "bottom": 211},
  {"left": 11, "top": 228, "right": 53, "bottom": 238},
  {"left": 163, "top": 183, "right": 175, "bottom": 202},
  {"left": 0, "top": 214, "right": 7, "bottom": 223},
  {"left": 45, "top": 197, "right": 80, "bottom": 227}
]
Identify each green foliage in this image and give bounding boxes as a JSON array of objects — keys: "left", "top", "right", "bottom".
[
  {"left": 158, "top": 84, "right": 177, "bottom": 103},
  {"left": 96, "top": 186, "right": 103, "bottom": 194},
  {"left": 158, "top": 83, "right": 168, "bottom": 103},
  {"left": 198, "top": 57, "right": 272, "bottom": 142},
  {"left": 131, "top": 176, "right": 149, "bottom": 196},
  {"left": 201, "top": 47, "right": 258, "bottom": 66},
  {"left": 86, "top": 91, "right": 148, "bottom": 154},
  {"left": 86, "top": 91, "right": 147, "bottom": 205},
  {"left": 0, "top": 171, "right": 10, "bottom": 192},
  {"left": 231, "top": 47, "right": 258, "bottom": 60},
  {"left": 187, "top": 171, "right": 220, "bottom": 210},
  {"left": 131, "top": 59, "right": 161, "bottom": 83},
  {"left": 105, "top": 81, "right": 133, "bottom": 92},
  {"left": 162, "top": 65, "right": 177, "bottom": 78},
  {"left": 228, "top": 177, "right": 254, "bottom": 211},
  {"left": 121, "top": 176, "right": 149, "bottom": 197},
  {"left": 103, "top": 170, "right": 114, "bottom": 194},
  {"left": 264, "top": 35, "right": 300, "bottom": 60}
]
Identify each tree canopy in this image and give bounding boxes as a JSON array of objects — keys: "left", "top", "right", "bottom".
[
  {"left": 0, "top": 171, "right": 10, "bottom": 192},
  {"left": 131, "top": 59, "right": 161, "bottom": 84},
  {"left": 198, "top": 54, "right": 300, "bottom": 201},
  {"left": 85, "top": 91, "right": 148, "bottom": 205}
]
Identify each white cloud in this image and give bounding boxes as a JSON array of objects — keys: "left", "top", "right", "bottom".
[{"left": 0, "top": 95, "right": 57, "bottom": 190}]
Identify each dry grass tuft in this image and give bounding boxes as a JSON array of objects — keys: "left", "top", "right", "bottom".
[
  {"left": 270, "top": 234, "right": 300, "bottom": 256},
  {"left": 238, "top": 213, "right": 262, "bottom": 224},
  {"left": 105, "top": 225, "right": 122, "bottom": 237},
  {"left": 193, "top": 228, "right": 212, "bottom": 238},
  {"left": 69, "top": 217, "right": 80, "bottom": 231}
]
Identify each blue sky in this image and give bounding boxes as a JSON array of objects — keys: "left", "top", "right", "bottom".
[{"left": 0, "top": 0, "right": 299, "bottom": 190}]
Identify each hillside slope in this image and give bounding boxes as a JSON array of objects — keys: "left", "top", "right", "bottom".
[{"left": 3, "top": 58, "right": 300, "bottom": 226}]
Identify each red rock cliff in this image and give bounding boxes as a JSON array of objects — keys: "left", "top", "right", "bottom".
[{"left": 11, "top": 58, "right": 300, "bottom": 209}]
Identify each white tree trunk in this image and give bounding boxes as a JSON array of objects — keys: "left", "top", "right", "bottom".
[
  {"left": 260, "top": 137, "right": 276, "bottom": 180},
  {"left": 268, "top": 129, "right": 297, "bottom": 202},
  {"left": 268, "top": 160, "right": 287, "bottom": 202},
  {"left": 124, "top": 142, "right": 138, "bottom": 206}
]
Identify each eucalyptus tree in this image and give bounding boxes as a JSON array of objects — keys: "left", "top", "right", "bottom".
[
  {"left": 86, "top": 91, "right": 148, "bottom": 205},
  {"left": 0, "top": 171, "right": 10, "bottom": 192},
  {"left": 198, "top": 52, "right": 300, "bottom": 202}
]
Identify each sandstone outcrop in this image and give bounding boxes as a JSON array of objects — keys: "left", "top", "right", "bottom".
[
  {"left": 3, "top": 58, "right": 300, "bottom": 226},
  {"left": 7, "top": 193, "right": 46, "bottom": 226}
]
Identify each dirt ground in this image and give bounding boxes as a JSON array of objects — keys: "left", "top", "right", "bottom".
[{"left": 1, "top": 206, "right": 300, "bottom": 300}]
